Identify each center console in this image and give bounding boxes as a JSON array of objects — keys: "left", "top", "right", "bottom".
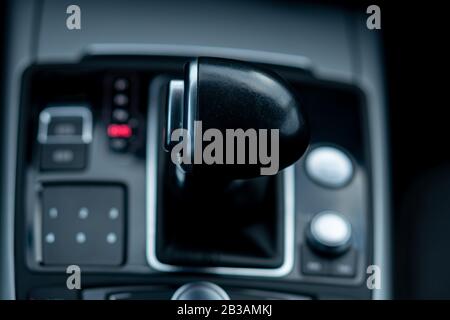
[
  {"left": 1, "top": 0, "right": 390, "bottom": 300},
  {"left": 14, "top": 55, "right": 372, "bottom": 299}
]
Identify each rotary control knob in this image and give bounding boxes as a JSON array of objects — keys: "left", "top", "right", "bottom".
[
  {"left": 171, "top": 282, "right": 230, "bottom": 300},
  {"left": 306, "top": 211, "right": 352, "bottom": 256}
]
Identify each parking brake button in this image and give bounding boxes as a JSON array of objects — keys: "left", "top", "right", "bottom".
[{"left": 38, "top": 106, "right": 92, "bottom": 171}]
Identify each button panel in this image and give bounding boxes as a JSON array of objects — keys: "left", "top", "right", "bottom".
[
  {"left": 41, "top": 185, "right": 125, "bottom": 266},
  {"left": 107, "top": 76, "right": 135, "bottom": 152},
  {"left": 301, "top": 245, "right": 357, "bottom": 278}
]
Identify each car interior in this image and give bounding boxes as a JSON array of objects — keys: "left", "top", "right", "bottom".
[{"left": 0, "top": 0, "right": 449, "bottom": 301}]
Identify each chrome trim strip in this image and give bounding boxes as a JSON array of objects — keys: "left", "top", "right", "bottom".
[
  {"left": 33, "top": 198, "right": 43, "bottom": 264},
  {"left": 84, "top": 44, "right": 312, "bottom": 72},
  {"left": 354, "top": 21, "right": 391, "bottom": 299},
  {"left": 1, "top": 0, "right": 39, "bottom": 300},
  {"left": 166, "top": 80, "right": 185, "bottom": 149},
  {"left": 146, "top": 77, "right": 295, "bottom": 277},
  {"left": 186, "top": 60, "right": 198, "bottom": 165}
]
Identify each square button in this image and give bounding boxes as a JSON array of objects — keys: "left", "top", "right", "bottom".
[
  {"left": 40, "top": 144, "right": 86, "bottom": 171},
  {"left": 41, "top": 185, "right": 125, "bottom": 266},
  {"left": 301, "top": 245, "right": 329, "bottom": 276},
  {"left": 329, "top": 249, "right": 357, "bottom": 278},
  {"left": 47, "top": 116, "right": 83, "bottom": 137}
]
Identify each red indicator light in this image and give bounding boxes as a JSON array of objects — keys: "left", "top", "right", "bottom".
[{"left": 107, "top": 124, "right": 132, "bottom": 138}]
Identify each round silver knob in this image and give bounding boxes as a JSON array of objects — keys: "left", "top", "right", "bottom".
[
  {"left": 305, "top": 146, "right": 354, "bottom": 188},
  {"left": 307, "top": 211, "right": 352, "bottom": 255},
  {"left": 171, "top": 282, "right": 230, "bottom": 300}
]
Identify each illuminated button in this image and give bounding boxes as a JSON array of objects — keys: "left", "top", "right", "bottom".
[
  {"left": 305, "top": 146, "right": 353, "bottom": 188},
  {"left": 107, "top": 124, "right": 132, "bottom": 139}
]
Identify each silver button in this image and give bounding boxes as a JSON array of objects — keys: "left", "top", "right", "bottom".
[
  {"left": 49, "top": 208, "right": 58, "bottom": 219},
  {"left": 45, "top": 233, "right": 56, "bottom": 244},
  {"left": 108, "top": 208, "right": 119, "bottom": 220},
  {"left": 305, "top": 146, "right": 353, "bottom": 188},
  {"left": 310, "top": 211, "right": 351, "bottom": 248},
  {"left": 76, "top": 232, "right": 86, "bottom": 244},
  {"left": 78, "top": 207, "right": 89, "bottom": 219},
  {"left": 106, "top": 233, "right": 117, "bottom": 244}
]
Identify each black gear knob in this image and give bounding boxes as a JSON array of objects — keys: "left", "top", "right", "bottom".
[{"left": 166, "top": 57, "right": 309, "bottom": 178}]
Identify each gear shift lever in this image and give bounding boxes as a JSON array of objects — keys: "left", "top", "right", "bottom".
[
  {"left": 166, "top": 57, "right": 309, "bottom": 178},
  {"left": 156, "top": 58, "right": 309, "bottom": 269}
]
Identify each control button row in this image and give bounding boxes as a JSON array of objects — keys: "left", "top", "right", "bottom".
[
  {"left": 109, "top": 77, "right": 133, "bottom": 152},
  {"left": 301, "top": 245, "right": 357, "bottom": 278},
  {"left": 44, "top": 232, "right": 118, "bottom": 245},
  {"left": 113, "top": 78, "right": 130, "bottom": 109},
  {"left": 47, "top": 207, "right": 120, "bottom": 220}
]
